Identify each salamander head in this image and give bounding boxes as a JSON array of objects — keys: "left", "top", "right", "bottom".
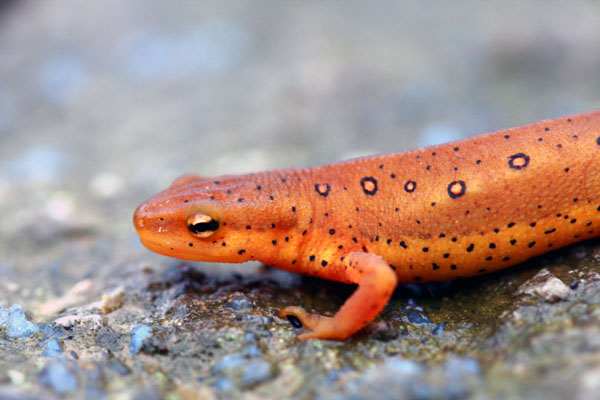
[{"left": 133, "top": 173, "right": 298, "bottom": 263}]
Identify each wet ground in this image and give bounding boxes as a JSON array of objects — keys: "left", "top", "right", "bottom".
[{"left": 2, "top": 1, "right": 600, "bottom": 399}]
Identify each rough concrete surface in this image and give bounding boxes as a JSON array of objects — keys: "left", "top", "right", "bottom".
[{"left": 1, "top": 1, "right": 600, "bottom": 399}]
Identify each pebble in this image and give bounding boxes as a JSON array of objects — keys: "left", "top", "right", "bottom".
[
  {"left": 129, "top": 324, "right": 153, "bottom": 355},
  {"left": 406, "top": 310, "right": 433, "bottom": 325},
  {"left": 0, "top": 304, "right": 39, "bottom": 338},
  {"left": 241, "top": 358, "right": 273, "bottom": 386},
  {"left": 211, "top": 354, "right": 245, "bottom": 373},
  {"left": 517, "top": 269, "right": 571, "bottom": 303},
  {"left": 213, "top": 377, "right": 234, "bottom": 392},
  {"left": 39, "top": 361, "right": 78, "bottom": 395},
  {"left": 432, "top": 322, "right": 446, "bottom": 336},
  {"left": 42, "top": 338, "right": 64, "bottom": 357}
]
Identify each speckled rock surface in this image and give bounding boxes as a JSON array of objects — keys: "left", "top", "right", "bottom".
[{"left": 2, "top": 1, "right": 600, "bottom": 399}]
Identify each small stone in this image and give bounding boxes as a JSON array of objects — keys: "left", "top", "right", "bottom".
[
  {"left": 39, "top": 361, "right": 77, "bottom": 395},
  {"left": 42, "top": 338, "right": 63, "bottom": 357},
  {"left": 517, "top": 269, "right": 571, "bottom": 303},
  {"left": 432, "top": 322, "right": 446, "bottom": 335},
  {"left": 6, "top": 304, "right": 39, "bottom": 338},
  {"left": 241, "top": 358, "right": 273, "bottom": 386},
  {"left": 129, "top": 324, "right": 153, "bottom": 355},
  {"left": 213, "top": 377, "right": 234, "bottom": 392},
  {"left": 406, "top": 310, "right": 432, "bottom": 325},
  {"left": 211, "top": 354, "right": 245, "bottom": 373},
  {"left": 244, "top": 344, "right": 261, "bottom": 357}
]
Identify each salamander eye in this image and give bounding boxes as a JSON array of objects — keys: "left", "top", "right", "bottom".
[{"left": 187, "top": 214, "right": 219, "bottom": 238}]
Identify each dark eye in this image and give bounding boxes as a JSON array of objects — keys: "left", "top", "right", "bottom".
[{"left": 187, "top": 214, "right": 219, "bottom": 238}]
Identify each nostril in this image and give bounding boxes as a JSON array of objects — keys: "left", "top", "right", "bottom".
[{"left": 133, "top": 205, "right": 147, "bottom": 229}]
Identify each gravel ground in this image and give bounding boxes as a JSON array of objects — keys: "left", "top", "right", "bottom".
[{"left": 1, "top": 1, "right": 600, "bottom": 399}]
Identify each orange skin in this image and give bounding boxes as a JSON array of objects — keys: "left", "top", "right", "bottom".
[{"left": 134, "top": 110, "right": 600, "bottom": 340}]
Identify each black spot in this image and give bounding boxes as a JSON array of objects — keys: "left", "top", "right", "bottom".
[
  {"left": 292, "top": 206, "right": 296, "bottom": 212},
  {"left": 451, "top": 264, "right": 457, "bottom": 270},
  {"left": 309, "top": 255, "right": 315, "bottom": 261},
  {"left": 571, "top": 219, "right": 577, "bottom": 224},
  {"left": 443, "top": 253, "right": 449, "bottom": 258},
  {"left": 329, "top": 229, "right": 336, "bottom": 235},
  {"left": 321, "top": 260, "right": 328, "bottom": 267},
  {"left": 272, "top": 240, "right": 277, "bottom": 245},
  {"left": 269, "top": 195, "right": 274, "bottom": 200},
  {"left": 353, "top": 237, "right": 358, "bottom": 243},
  {"left": 544, "top": 127, "right": 550, "bottom": 131},
  {"left": 447, "top": 180, "right": 466, "bottom": 199},
  {"left": 485, "top": 256, "right": 492, "bottom": 261},
  {"left": 502, "top": 257, "right": 510, "bottom": 261},
  {"left": 565, "top": 168, "right": 570, "bottom": 173},
  {"left": 256, "top": 185, "right": 262, "bottom": 191},
  {"left": 188, "top": 243, "right": 193, "bottom": 247},
  {"left": 489, "top": 243, "right": 496, "bottom": 249},
  {"left": 285, "top": 237, "right": 289, "bottom": 242},
  {"left": 386, "top": 239, "right": 392, "bottom": 244},
  {"left": 476, "top": 160, "right": 482, "bottom": 164},
  {"left": 390, "top": 173, "right": 396, "bottom": 179},
  {"left": 400, "top": 241, "right": 407, "bottom": 249},
  {"left": 404, "top": 180, "right": 417, "bottom": 193},
  {"left": 432, "top": 263, "right": 440, "bottom": 270},
  {"left": 510, "top": 239, "right": 516, "bottom": 245},
  {"left": 530, "top": 222, "right": 536, "bottom": 227},
  {"left": 545, "top": 228, "right": 556, "bottom": 234},
  {"left": 507, "top": 222, "right": 516, "bottom": 228},
  {"left": 597, "top": 137, "right": 600, "bottom": 146},
  {"left": 508, "top": 153, "right": 530, "bottom": 170},
  {"left": 493, "top": 228, "right": 500, "bottom": 233},
  {"left": 422, "top": 247, "right": 429, "bottom": 252},
  {"left": 315, "top": 183, "right": 331, "bottom": 197},
  {"left": 466, "top": 243, "right": 474, "bottom": 252},
  {"left": 237, "top": 198, "right": 244, "bottom": 202},
  {"left": 454, "top": 147, "right": 459, "bottom": 151},
  {"left": 238, "top": 249, "right": 246, "bottom": 255},
  {"left": 360, "top": 177, "right": 378, "bottom": 195},
  {"left": 528, "top": 241, "right": 536, "bottom": 248}
]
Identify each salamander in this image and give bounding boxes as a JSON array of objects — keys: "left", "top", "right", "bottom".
[{"left": 134, "top": 110, "right": 600, "bottom": 340}]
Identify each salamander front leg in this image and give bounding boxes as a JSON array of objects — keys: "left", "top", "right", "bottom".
[{"left": 278, "top": 252, "right": 397, "bottom": 340}]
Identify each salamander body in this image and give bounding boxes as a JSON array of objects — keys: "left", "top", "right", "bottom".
[{"left": 134, "top": 110, "right": 600, "bottom": 340}]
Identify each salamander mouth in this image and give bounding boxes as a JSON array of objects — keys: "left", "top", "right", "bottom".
[{"left": 136, "top": 233, "right": 237, "bottom": 262}]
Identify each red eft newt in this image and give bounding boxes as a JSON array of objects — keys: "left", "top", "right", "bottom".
[{"left": 134, "top": 110, "right": 600, "bottom": 340}]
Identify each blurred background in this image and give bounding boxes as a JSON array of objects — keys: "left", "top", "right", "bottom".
[{"left": 1, "top": 0, "right": 599, "bottom": 282}]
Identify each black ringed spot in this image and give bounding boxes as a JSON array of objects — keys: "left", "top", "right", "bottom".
[
  {"left": 360, "top": 176, "right": 378, "bottom": 195},
  {"left": 508, "top": 153, "right": 530, "bottom": 170},
  {"left": 315, "top": 183, "right": 330, "bottom": 197},
  {"left": 404, "top": 180, "right": 417, "bottom": 193},
  {"left": 447, "top": 180, "right": 466, "bottom": 199}
]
